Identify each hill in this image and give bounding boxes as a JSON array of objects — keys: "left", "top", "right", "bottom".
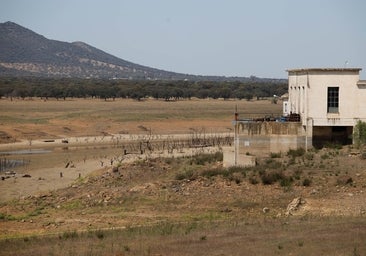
[{"left": 0, "top": 21, "right": 285, "bottom": 82}]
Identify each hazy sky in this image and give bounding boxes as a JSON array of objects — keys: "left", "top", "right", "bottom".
[{"left": 1, "top": 0, "right": 366, "bottom": 78}]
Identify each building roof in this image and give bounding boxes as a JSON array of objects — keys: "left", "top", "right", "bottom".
[
  {"left": 357, "top": 80, "right": 366, "bottom": 86},
  {"left": 287, "top": 68, "right": 362, "bottom": 73}
]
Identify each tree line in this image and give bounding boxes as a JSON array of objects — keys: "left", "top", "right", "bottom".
[{"left": 0, "top": 77, "right": 287, "bottom": 101}]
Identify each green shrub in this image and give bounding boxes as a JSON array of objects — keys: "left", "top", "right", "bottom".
[
  {"left": 0, "top": 213, "right": 6, "bottom": 220},
  {"left": 361, "top": 152, "right": 366, "bottom": 160},
  {"left": 280, "top": 176, "right": 293, "bottom": 188},
  {"left": 175, "top": 168, "right": 195, "bottom": 180},
  {"left": 95, "top": 230, "right": 105, "bottom": 239},
  {"left": 60, "top": 230, "right": 78, "bottom": 240},
  {"left": 227, "top": 166, "right": 248, "bottom": 178},
  {"left": 293, "top": 169, "right": 302, "bottom": 180},
  {"left": 201, "top": 168, "right": 227, "bottom": 178},
  {"left": 249, "top": 176, "right": 259, "bottom": 185},
  {"left": 260, "top": 170, "right": 284, "bottom": 185},
  {"left": 324, "top": 142, "right": 342, "bottom": 150},
  {"left": 190, "top": 152, "right": 223, "bottom": 165},
  {"left": 287, "top": 148, "right": 305, "bottom": 158},
  {"left": 262, "top": 158, "right": 283, "bottom": 170},
  {"left": 270, "top": 152, "right": 282, "bottom": 158},
  {"left": 321, "top": 153, "right": 329, "bottom": 160},
  {"left": 305, "top": 152, "right": 314, "bottom": 161},
  {"left": 302, "top": 178, "right": 311, "bottom": 186},
  {"left": 354, "top": 120, "right": 366, "bottom": 148}
]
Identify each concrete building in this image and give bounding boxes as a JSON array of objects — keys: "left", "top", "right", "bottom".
[
  {"left": 223, "top": 67, "right": 366, "bottom": 167},
  {"left": 286, "top": 68, "right": 366, "bottom": 148}
]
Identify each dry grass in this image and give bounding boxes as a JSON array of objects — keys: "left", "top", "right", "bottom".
[
  {"left": 2, "top": 98, "right": 366, "bottom": 255},
  {"left": 1, "top": 146, "right": 366, "bottom": 254},
  {"left": 1, "top": 217, "right": 366, "bottom": 256},
  {"left": 0, "top": 98, "right": 282, "bottom": 140}
]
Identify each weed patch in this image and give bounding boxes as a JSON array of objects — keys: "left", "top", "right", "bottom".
[{"left": 287, "top": 148, "right": 305, "bottom": 158}]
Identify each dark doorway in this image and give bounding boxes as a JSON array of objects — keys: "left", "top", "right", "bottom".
[{"left": 313, "top": 126, "right": 353, "bottom": 148}]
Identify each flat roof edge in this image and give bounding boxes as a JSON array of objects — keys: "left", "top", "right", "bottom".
[{"left": 287, "top": 68, "right": 362, "bottom": 73}]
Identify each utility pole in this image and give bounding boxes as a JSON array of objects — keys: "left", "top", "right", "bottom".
[{"left": 234, "top": 105, "right": 238, "bottom": 166}]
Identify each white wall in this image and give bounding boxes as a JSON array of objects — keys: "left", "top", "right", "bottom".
[{"left": 288, "top": 69, "right": 365, "bottom": 127}]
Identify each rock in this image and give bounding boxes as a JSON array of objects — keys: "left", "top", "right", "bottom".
[
  {"left": 221, "top": 208, "right": 232, "bottom": 213},
  {"left": 337, "top": 176, "right": 353, "bottom": 186},
  {"left": 310, "top": 189, "right": 318, "bottom": 195},
  {"left": 55, "top": 218, "right": 65, "bottom": 224},
  {"left": 262, "top": 207, "right": 270, "bottom": 213},
  {"left": 22, "top": 174, "right": 31, "bottom": 178},
  {"left": 285, "top": 197, "right": 304, "bottom": 216}
]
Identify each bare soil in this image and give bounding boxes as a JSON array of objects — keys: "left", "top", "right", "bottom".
[
  {"left": 1, "top": 98, "right": 366, "bottom": 255},
  {"left": 0, "top": 97, "right": 280, "bottom": 143}
]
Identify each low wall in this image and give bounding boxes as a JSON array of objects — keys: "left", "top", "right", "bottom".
[
  {"left": 237, "top": 135, "right": 306, "bottom": 155},
  {"left": 223, "top": 122, "right": 309, "bottom": 166},
  {"left": 235, "top": 121, "right": 306, "bottom": 155},
  {"left": 223, "top": 147, "right": 256, "bottom": 167},
  {"left": 238, "top": 121, "right": 304, "bottom": 135}
]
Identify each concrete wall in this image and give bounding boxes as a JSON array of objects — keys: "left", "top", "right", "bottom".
[
  {"left": 223, "top": 146, "right": 256, "bottom": 167},
  {"left": 237, "top": 134, "right": 306, "bottom": 155},
  {"left": 235, "top": 121, "right": 307, "bottom": 156},
  {"left": 238, "top": 121, "right": 303, "bottom": 135}
]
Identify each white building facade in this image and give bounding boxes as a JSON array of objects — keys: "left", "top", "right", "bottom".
[{"left": 286, "top": 68, "right": 366, "bottom": 147}]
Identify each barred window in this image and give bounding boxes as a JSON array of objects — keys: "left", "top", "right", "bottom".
[{"left": 327, "top": 87, "right": 339, "bottom": 113}]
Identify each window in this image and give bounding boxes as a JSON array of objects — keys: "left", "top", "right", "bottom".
[{"left": 327, "top": 87, "right": 339, "bottom": 113}]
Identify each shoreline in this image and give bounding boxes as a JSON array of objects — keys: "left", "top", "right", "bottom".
[{"left": 0, "top": 132, "right": 224, "bottom": 202}]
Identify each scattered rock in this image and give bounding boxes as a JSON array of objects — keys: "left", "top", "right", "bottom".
[
  {"left": 337, "top": 176, "right": 353, "bottom": 186},
  {"left": 55, "top": 218, "right": 65, "bottom": 224},
  {"left": 349, "top": 150, "right": 360, "bottom": 157},
  {"left": 310, "top": 189, "right": 318, "bottom": 195},
  {"left": 221, "top": 208, "right": 232, "bottom": 213},
  {"left": 285, "top": 197, "right": 305, "bottom": 216}
]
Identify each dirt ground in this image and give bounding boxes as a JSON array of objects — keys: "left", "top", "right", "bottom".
[
  {"left": 0, "top": 97, "right": 276, "bottom": 202},
  {"left": 0, "top": 97, "right": 280, "bottom": 143},
  {"left": 1, "top": 98, "right": 366, "bottom": 255}
]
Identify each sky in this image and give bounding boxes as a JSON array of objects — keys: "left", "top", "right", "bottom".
[{"left": 1, "top": 0, "right": 366, "bottom": 79}]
